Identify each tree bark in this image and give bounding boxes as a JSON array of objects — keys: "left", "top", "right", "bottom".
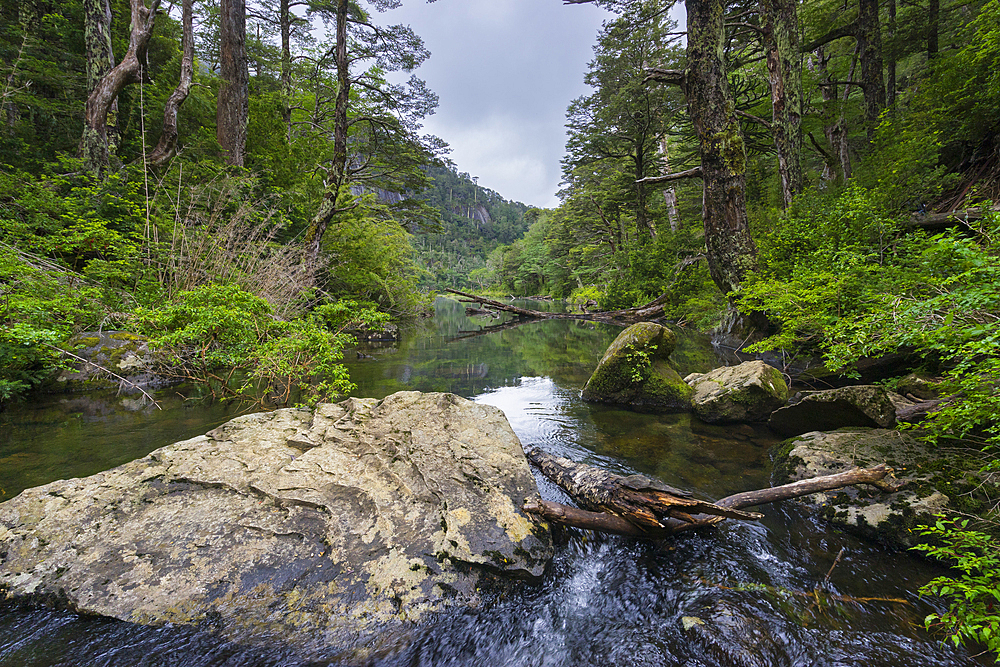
[
  {"left": 760, "top": 0, "right": 803, "bottom": 207},
  {"left": 927, "top": 0, "right": 939, "bottom": 59},
  {"left": 659, "top": 137, "right": 681, "bottom": 231},
  {"left": 683, "top": 0, "right": 759, "bottom": 297},
  {"left": 83, "top": 0, "right": 118, "bottom": 156},
  {"left": 524, "top": 449, "right": 901, "bottom": 537},
  {"left": 82, "top": 0, "right": 161, "bottom": 176},
  {"left": 857, "top": 0, "right": 885, "bottom": 138},
  {"left": 887, "top": 0, "right": 897, "bottom": 108},
  {"left": 217, "top": 0, "right": 248, "bottom": 166},
  {"left": 149, "top": 0, "right": 193, "bottom": 167},
  {"left": 304, "top": 0, "right": 350, "bottom": 265}
]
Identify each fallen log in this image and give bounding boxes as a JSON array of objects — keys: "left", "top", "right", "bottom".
[
  {"left": 443, "top": 288, "right": 671, "bottom": 324},
  {"left": 523, "top": 449, "right": 903, "bottom": 537}
]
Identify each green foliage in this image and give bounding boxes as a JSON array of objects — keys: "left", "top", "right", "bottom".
[
  {"left": 913, "top": 518, "right": 1000, "bottom": 661},
  {"left": 0, "top": 322, "right": 61, "bottom": 403},
  {"left": 134, "top": 283, "right": 387, "bottom": 405},
  {"left": 322, "top": 194, "right": 430, "bottom": 316}
]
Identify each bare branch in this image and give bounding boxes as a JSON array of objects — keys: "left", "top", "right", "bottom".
[{"left": 636, "top": 166, "right": 703, "bottom": 184}]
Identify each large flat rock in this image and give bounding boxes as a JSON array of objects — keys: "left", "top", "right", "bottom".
[
  {"left": 0, "top": 391, "right": 552, "bottom": 658},
  {"left": 771, "top": 428, "right": 996, "bottom": 547}
]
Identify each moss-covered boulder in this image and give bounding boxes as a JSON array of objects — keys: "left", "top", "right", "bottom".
[
  {"left": 0, "top": 391, "right": 552, "bottom": 658},
  {"left": 685, "top": 361, "right": 789, "bottom": 423},
  {"left": 768, "top": 385, "right": 896, "bottom": 436},
  {"left": 581, "top": 322, "right": 692, "bottom": 412},
  {"left": 54, "top": 331, "right": 174, "bottom": 392},
  {"left": 771, "top": 428, "right": 997, "bottom": 547}
]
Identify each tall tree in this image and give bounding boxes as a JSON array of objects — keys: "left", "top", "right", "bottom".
[
  {"left": 82, "top": 0, "right": 161, "bottom": 175},
  {"left": 760, "top": 0, "right": 803, "bottom": 206},
  {"left": 149, "top": 0, "right": 194, "bottom": 166},
  {"left": 303, "top": 0, "right": 443, "bottom": 265},
  {"left": 218, "top": 0, "right": 248, "bottom": 165},
  {"left": 563, "top": 1, "right": 684, "bottom": 239},
  {"left": 646, "top": 0, "right": 760, "bottom": 299}
]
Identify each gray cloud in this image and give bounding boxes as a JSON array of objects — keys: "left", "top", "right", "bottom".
[{"left": 383, "top": 0, "right": 611, "bottom": 207}]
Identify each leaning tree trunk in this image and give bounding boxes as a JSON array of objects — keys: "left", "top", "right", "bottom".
[
  {"left": 760, "top": 0, "right": 803, "bottom": 208},
  {"left": 83, "top": 0, "right": 117, "bottom": 157},
  {"left": 82, "top": 0, "right": 161, "bottom": 176},
  {"left": 685, "top": 0, "right": 759, "bottom": 297},
  {"left": 217, "top": 0, "right": 248, "bottom": 166},
  {"left": 304, "top": 0, "right": 351, "bottom": 265},
  {"left": 523, "top": 450, "right": 902, "bottom": 537},
  {"left": 148, "top": 0, "right": 193, "bottom": 167}
]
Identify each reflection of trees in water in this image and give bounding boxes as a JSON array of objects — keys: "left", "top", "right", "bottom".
[{"left": 348, "top": 297, "right": 725, "bottom": 400}]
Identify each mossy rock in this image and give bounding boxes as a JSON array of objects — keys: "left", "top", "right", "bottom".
[
  {"left": 687, "top": 361, "right": 789, "bottom": 423},
  {"left": 768, "top": 385, "right": 896, "bottom": 436},
  {"left": 582, "top": 323, "right": 692, "bottom": 412},
  {"left": 54, "top": 331, "right": 176, "bottom": 393},
  {"left": 770, "top": 428, "right": 999, "bottom": 547}
]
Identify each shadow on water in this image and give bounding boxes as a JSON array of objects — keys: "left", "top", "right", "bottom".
[{"left": 0, "top": 297, "right": 991, "bottom": 665}]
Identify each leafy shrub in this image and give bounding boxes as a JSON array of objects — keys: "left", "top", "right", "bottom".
[
  {"left": 135, "top": 283, "right": 388, "bottom": 405},
  {"left": 913, "top": 518, "right": 1000, "bottom": 660}
]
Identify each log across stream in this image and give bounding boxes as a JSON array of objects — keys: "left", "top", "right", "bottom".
[{"left": 524, "top": 449, "right": 904, "bottom": 537}]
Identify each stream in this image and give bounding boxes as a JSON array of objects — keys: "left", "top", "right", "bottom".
[{"left": 0, "top": 297, "right": 986, "bottom": 666}]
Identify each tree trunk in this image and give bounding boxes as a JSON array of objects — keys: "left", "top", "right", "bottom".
[
  {"left": 684, "top": 0, "right": 759, "bottom": 297},
  {"left": 760, "top": 0, "right": 803, "bottom": 207},
  {"left": 857, "top": 0, "right": 885, "bottom": 139},
  {"left": 304, "top": 0, "right": 350, "bottom": 265},
  {"left": 280, "top": 0, "right": 293, "bottom": 142},
  {"left": 149, "top": 0, "right": 193, "bottom": 167},
  {"left": 927, "top": 0, "right": 939, "bottom": 59},
  {"left": 887, "top": 0, "right": 896, "bottom": 108},
  {"left": 660, "top": 137, "right": 681, "bottom": 230},
  {"left": 83, "top": 0, "right": 117, "bottom": 156},
  {"left": 217, "top": 0, "right": 248, "bottom": 166},
  {"left": 82, "top": 0, "right": 161, "bottom": 176},
  {"left": 523, "top": 449, "right": 902, "bottom": 537}
]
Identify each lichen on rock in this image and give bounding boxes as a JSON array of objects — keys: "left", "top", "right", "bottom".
[
  {"left": 771, "top": 428, "right": 998, "bottom": 547},
  {"left": 0, "top": 391, "right": 553, "bottom": 657},
  {"left": 687, "top": 360, "right": 788, "bottom": 423}
]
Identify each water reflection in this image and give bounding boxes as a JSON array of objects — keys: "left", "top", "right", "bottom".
[{"left": 0, "top": 297, "right": 989, "bottom": 666}]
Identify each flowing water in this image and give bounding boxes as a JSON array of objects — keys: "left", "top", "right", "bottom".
[{"left": 0, "top": 298, "right": 986, "bottom": 666}]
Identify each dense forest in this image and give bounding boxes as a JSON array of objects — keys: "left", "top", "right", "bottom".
[{"left": 2, "top": 0, "right": 1000, "bottom": 654}]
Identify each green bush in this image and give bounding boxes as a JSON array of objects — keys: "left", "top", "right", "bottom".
[
  {"left": 913, "top": 518, "right": 1000, "bottom": 660},
  {"left": 134, "top": 283, "right": 387, "bottom": 405}
]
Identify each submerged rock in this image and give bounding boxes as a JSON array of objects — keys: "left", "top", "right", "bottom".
[
  {"left": 582, "top": 322, "right": 693, "bottom": 412},
  {"left": 685, "top": 361, "right": 789, "bottom": 423},
  {"left": 768, "top": 385, "right": 896, "bottom": 436},
  {"left": 771, "top": 428, "right": 997, "bottom": 547},
  {"left": 0, "top": 391, "right": 552, "bottom": 657}
]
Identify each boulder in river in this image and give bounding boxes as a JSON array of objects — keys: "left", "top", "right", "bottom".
[
  {"left": 771, "top": 427, "right": 997, "bottom": 547},
  {"left": 0, "top": 391, "right": 552, "bottom": 658},
  {"left": 768, "top": 385, "right": 896, "bottom": 436},
  {"left": 581, "top": 322, "right": 693, "bottom": 412},
  {"left": 684, "top": 361, "right": 789, "bottom": 423}
]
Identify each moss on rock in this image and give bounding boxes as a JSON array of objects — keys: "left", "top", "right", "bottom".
[{"left": 582, "top": 323, "right": 692, "bottom": 412}]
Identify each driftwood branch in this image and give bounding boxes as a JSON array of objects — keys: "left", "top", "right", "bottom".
[{"left": 523, "top": 449, "right": 901, "bottom": 537}]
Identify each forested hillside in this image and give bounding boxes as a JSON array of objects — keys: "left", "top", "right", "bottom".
[{"left": 412, "top": 165, "right": 531, "bottom": 289}]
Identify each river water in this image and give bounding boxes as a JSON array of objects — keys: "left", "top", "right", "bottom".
[{"left": 0, "top": 298, "right": 985, "bottom": 666}]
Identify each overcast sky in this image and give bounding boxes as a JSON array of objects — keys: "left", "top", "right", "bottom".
[{"left": 381, "top": 0, "right": 612, "bottom": 208}]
